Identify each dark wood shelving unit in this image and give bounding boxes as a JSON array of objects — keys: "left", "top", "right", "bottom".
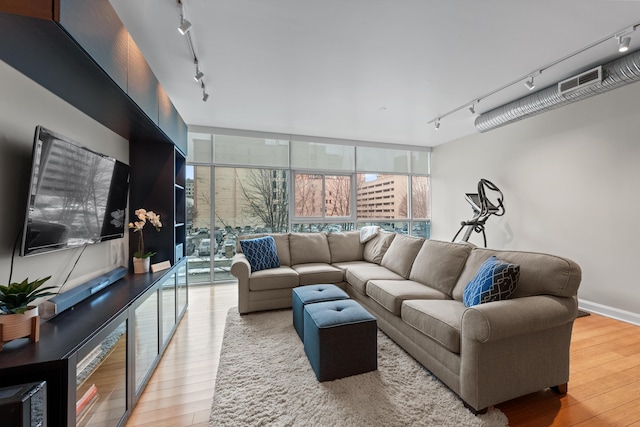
[
  {"left": 0, "top": 264, "right": 187, "bottom": 426},
  {"left": 0, "top": 0, "right": 189, "bottom": 425}
]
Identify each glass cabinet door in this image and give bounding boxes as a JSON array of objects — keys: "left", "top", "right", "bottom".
[
  {"left": 161, "top": 273, "right": 176, "bottom": 346},
  {"left": 177, "top": 259, "right": 188, "bottom": 318},
  {"left": 134, "top": 289, "right": 159, "bottom": 393},
  {"left": 75, "top": 320, "right": 127, "bottom": 427}
]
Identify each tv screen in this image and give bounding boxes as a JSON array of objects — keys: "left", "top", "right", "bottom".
[{"left": 20, "top": 126, "right": 130, "bottom": 256}]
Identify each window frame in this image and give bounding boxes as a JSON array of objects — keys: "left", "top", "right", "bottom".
[{"left": 291, "top": 170, "right": 356, "bottom": 223}]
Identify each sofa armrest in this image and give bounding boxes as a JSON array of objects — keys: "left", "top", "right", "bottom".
[
  {"left": 231, "top": 253, "right": 251, "bottom": 280},
  {"left": 231, "top": 254, "right": 252, "bottom": 314},
  {"left": 462, "top": 295, "right": 578, "bottom": 343}
]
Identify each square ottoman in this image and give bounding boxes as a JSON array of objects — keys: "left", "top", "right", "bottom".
[
  {"left": 303, "top": 299, "right": 377, "bottom": 381},
  {"left": 292, "top": 284, "right": 350, "bottom": 341}
]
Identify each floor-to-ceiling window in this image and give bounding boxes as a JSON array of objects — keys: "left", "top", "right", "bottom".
[
  {"left": 186, "top": 129, "right": 430, "bottom": 284},
  {"left": 185, "top": 164, "right": 212, "bottom": 284}
]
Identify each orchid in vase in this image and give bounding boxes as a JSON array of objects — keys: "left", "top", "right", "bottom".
[{"left": 129, "top": 208, "right": 162, "bottom": 259}]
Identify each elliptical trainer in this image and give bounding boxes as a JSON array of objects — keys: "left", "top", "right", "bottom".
[{"left": 451, "top": 178, "right": 505, "bottom": 247}]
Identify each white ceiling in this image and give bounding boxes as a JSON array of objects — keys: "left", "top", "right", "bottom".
[{"left": 110, "top": 1, "right": 640, "bottom": 147}]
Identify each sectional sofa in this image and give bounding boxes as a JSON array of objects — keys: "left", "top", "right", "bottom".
[{"left": 230, "top": 231, "right": 582, "bottom": 413}]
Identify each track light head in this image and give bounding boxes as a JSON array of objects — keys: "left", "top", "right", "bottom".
[
  {"left": 178, "top": 18, "right": 192, "bottom": 35},
  {"left": 618, "top": 36, "right": 631, "bottom": 52},
  {"left": 468, "top": 104, "right": 475, "bottom": 114},
  {"left": 615, "top": 26, "right": 635, "bottom": 52},
  {"left": 201, "top": 81, "right": 209, "bottom": 102},
  {"left": 194, "top": 69, "right": 204, "bottom": 81},
  {"left": 524, "top": 76, "right": 535, "bottom": 91},
  {"left": 434, "top": 119, "right": 440, "bottom": 130}
]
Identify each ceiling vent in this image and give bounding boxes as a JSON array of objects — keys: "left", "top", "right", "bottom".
[{"left": 558, "top": 66, "right": 602, "bottom": 95}]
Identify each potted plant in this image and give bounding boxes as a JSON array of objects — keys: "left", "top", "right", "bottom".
[
  {"left": 0, "top": 276, "right": 57, "bottom": 351},
  {"left": 129, "top": 208, "right": 162, "bottom": 273}
]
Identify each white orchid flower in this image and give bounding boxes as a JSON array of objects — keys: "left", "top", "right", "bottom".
[
  {"left": 135, "top": 208, "right": 147, "bottom": 221},
  {"left": 146, "top": 211, "right": 162, "bottom": 230},
  {"left": 129, "top": 208, "right": 163, "bottom": 258}
]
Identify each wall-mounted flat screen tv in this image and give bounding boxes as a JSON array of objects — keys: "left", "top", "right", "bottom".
[{"left": 20, "top": 126, "right": 130, "bottom": 256}]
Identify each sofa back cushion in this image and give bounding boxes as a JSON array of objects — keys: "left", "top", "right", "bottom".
[
  {"left": 409, "top": 240, "right": 473, "bottom": 296},
  {"left": 238, "top": 233, "right": 291, "bottom": 266},
  {"left": 327, "top": 231, "right": 364, "bottom": 263},
  {"left": 451, "top": 248, "right": 582, "bottom": 301},
  {"left": 289, "top": 232, "right": 331, "bottom": 265},
  {"left": 363, "top": 231, "right": 396, "bottom": 264},
  {"left": 380, "top": 234, "right": 424, "bottom": 278}
]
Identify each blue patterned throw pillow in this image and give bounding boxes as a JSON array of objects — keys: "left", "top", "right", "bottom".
[
  {"left": 463, "top": 256, "right": 520, "bottom": 307},
  {"left": 239, "top": 236, "right": 280, "bottom": 272}
]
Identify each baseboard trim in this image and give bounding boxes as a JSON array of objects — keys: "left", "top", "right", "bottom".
[{"left": 578, "top": 299, "right": 640, "bottom": 326}]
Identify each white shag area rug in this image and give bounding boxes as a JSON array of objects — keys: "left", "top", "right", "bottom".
[{"left": 210, "top": 308, "right": 509, "bottom": 427}]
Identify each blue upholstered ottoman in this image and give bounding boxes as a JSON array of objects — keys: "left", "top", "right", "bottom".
[
  {"left": 303, "top": 299, "right": 377, "bottom": 381},
  {"left": 292, "top": 284, "right": 349, "bottom": 341}
]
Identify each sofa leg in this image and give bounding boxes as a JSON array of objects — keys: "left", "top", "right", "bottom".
[
  {"left": 462, "top": 400, "right": 488, "bottom": 415},
  {"left": 551, "top": 383, "right": 568, "bottom": 395}
]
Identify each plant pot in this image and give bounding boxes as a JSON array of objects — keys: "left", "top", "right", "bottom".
[
  {"left": 0, "top": 306, "right": 40, "bottom": 351},
  {"left": 133, "top": 257, "right": 150, "bottom": 274}
]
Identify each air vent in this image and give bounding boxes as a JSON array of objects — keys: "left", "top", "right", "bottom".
[{"left": 558, "top": 66, "right": 602, "bottom": 95}]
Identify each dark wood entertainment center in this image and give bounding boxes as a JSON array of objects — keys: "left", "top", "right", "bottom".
[{"left": 0, "top": 1, "right": 189, "bottom": 425}]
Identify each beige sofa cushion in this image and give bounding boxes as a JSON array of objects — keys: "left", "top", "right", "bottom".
[
  {"left": 363, "top": 231, "right": 396, "bottom": 264},
  {"left": 247, "top": 266, "right": 299, "bottom": 291},
  {"left": 331, "top": 260, "right": 373, "bottom": 272},
  {"left": 291, "top": 263, "right": 344, "bottom": 285},
  {"left": 401, "top": 299, "right": 466, "bottom": 354},
  {"left": 289, "top": 233, "right": 331, "bottom": 265},
  {"left": 366, "top": 280, "right": 449, "bottom": 315},
  {"left": 327, "top": 231, "right": 364, "bottom": 263},
  {"left": 451, "top": 248, "right": 582, "bottom": 301},
  {"left": 345, "top": 264, "right": 404, "bottom": 294},
  {"left": 238, "top": 233, "right": 291, "bottom": 266},
  {"left": 409, "top": 240, "right": 473, "bottom": 296},
  {"left": 380, "top": 234, "right": 424, "bottom": 278}
]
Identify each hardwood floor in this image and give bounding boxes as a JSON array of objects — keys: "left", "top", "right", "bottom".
[
  {"left": 125, "top": 283, "right": 235, "bottom": 427},
  {"left": 496, "top": 312, "right": 640, "bottom": 426},
  {"left": 126, "top": 284, "right": 640, "bottom": 427}
]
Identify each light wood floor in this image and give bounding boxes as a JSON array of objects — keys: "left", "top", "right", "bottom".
[
  {"left": 126, "top": 284, "right": 640, "bottom": 427},
  {"left": 125, "top": 284, "right": 235, "bottom": 427}
]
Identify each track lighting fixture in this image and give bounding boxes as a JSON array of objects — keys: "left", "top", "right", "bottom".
[
  {"left": 177, "top": 0, "right": 192, "bottom": 35},
  {"left": 618, "top": 36, "right": 631, "bottom": 52},
  {"left": 194, "top": 66, "right": 204, "bottom": 82},
  {"left": 178, "top": 17, "right": 192, "bottom": 35},
  {"left": 524, "top": 76, "right": 535, "bottom": 91},
  {"left": 201, "top": 81, "right": 209, "bottom": 102},
  {"left": 615, "top": 26, "right": 635, "bottom": 53},
  {"left": 177, "top": 0, "right": 211, "bottom": 102},
  {"left": 428, "top": 22, "right": 640, "bottom": 128}
]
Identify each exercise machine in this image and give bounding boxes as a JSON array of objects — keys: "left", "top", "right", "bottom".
[{"left": 452, "top": 179, "right": 505, "bottom": 247}]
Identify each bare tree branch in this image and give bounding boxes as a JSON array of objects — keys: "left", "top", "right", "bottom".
[{"left": 237, "top": 169, "right": 289, "bottom": 232}]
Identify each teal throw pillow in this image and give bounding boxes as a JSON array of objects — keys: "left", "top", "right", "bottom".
[
  {"left": 463, "top": 256, "right": 520, "bottom": 307},
  {"left": 239, "top": 236, "right": 280, "bottom": 272}
]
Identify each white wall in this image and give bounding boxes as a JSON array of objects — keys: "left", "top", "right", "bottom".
[
  {"left": 431, "top": 80, "right": 640, "bottom": 324},
  {"left": 0, "top": 60, "right": 129, "bottom": 293}
]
